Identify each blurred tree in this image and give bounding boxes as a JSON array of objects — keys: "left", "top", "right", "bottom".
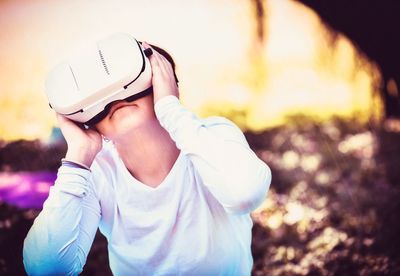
[
  {"left": 297, "top": 0, "right": 400, "bottom": 118},
  {"left": 250, "top": 0, "right": 266, "bottom": 44},
  {"left": 250, "top": 0, "right": 400, "bottom": 118}
]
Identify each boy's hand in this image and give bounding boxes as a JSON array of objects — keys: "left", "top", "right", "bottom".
[
  {"left": 142, "top": 42, "right": 179, "bottom": 104},
  {"left": 56, "top": 114, "right": 102, "bottom": 167}
]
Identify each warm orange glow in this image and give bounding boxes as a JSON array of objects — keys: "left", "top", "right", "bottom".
[
  {"left": 200, "top": 0, "right": 382, "bottom": 131},
  {"left": 0, "top": 0, "right": 382, "bottom": 141}
]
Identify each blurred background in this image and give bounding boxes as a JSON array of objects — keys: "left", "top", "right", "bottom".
[{"left": 1, "top": 0, "right": 399, "bottom": 275}]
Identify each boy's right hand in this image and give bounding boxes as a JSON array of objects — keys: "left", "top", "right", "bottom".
[{"left": 56, "top": 114, "right": 103, "bottom": 167}]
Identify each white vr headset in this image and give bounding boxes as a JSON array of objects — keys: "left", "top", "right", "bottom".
[{"left": 45, "top": 33, "right": 154, "bottom": 126}]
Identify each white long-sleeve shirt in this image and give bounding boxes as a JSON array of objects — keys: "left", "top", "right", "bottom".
[{"left": 23, "top": 95, "right": 271, "bottom": 276}]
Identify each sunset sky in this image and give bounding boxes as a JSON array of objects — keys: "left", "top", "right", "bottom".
[{"left": 0, "top": 0, "right": 381, "bottom": 141}]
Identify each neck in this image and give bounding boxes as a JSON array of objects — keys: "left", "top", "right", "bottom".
[{"left": 113, "top": 119, "right": 180, "bottom": 187}]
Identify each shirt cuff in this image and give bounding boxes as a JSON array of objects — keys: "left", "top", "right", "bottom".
[{"left": 154, "top": 95, "right": 180, "bottom": 121}]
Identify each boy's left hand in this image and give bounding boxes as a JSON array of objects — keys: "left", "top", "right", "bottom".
[{"left": 142, "top": 42, "right": 179, "bottom": 104}]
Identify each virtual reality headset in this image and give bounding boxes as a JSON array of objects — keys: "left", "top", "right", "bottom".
[{"left": 45, "top": 33, "right": 153, "bottom": 126}]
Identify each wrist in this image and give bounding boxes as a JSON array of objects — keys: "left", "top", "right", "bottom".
[
  {"left": 61, "top": 158, "right": 92, "bottom": 171},
  {"left": 154, "top": 94, "right": 179, "bottom": 107},
  {"left": 65, "top": 147, "right": 97, "bottom": 167},
  {"left": 154, "top": 93, "right": 179, "bottom": 106}
]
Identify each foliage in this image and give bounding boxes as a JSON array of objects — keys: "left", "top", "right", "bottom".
[
  {"left": 247, "top": 115, "right": 400, "bottom": 275},
  {"left": 0, "top": 139, "right": 66, "bottom": 172}
]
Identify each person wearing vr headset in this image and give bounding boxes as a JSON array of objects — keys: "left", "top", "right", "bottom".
[{"left": 23, "top": 34, "right": 272, "bottom": 275}]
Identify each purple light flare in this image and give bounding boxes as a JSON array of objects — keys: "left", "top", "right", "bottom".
[{"left": 0, "top": 171, "right": 56, "bottom": 209}]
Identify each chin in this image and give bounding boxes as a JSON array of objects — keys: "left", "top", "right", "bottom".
[
  {"left": 113, "top": 108, "right": 157, "bottom": 137},
  {"left": 112, "top": 108, "right": 148, "bottom": 129},
  {"left": 96, "top": 95, "right": 156, "bottom": 139}
]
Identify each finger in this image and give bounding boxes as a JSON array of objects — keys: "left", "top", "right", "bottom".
[
  {"left": 56, "top": 113, "right": 85, "bottom": 132},
  {"left": 152, "top": 52, "right": 173, "bottom": 77},
  {"left": 158, "top": 58, "right": 175, "bottom": 81},
  {"left": 56, "top": 113, "right": 75, "bottom": 125},
  {"left": 142, "top": 42, "right": 156, "bottom": 60},
  {"left": 150, "top": 50, "right": 173, "bottom": 74},
  {"left": 142, "top": 41, "right": 150, "bottom": 49},
  {"left": 56, "top": 113, "right": 68, "bottom": 125},
  {"left": 141, "top": 42, "right": 152, "bottom": 57},
  {"left": 145, "top": 46, "right": 161, "bottom": 69},
  {"left": 142, "top": 43, "right": 165, "bottom": 68},
  {"left": 142, "top": 43, "right": 174, "bottom": 78},
  {"left": 160, "top": 56, "right": 174, "bottom": 75}
]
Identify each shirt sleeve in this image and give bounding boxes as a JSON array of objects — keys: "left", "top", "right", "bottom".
[
  {"left": 23, "top": 165, "right": 101, "bottom": 275},
  {"left": 154, "top": 95, "right": 272, "bottom": 214}
]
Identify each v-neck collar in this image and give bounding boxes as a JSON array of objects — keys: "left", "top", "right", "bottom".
[{"left": 113, "top": 147, "right": 184, "bottom": 192}]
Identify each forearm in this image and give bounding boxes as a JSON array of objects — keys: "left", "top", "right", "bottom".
[
  {"left": 155, "top": 96, "right": 271, "bottom": 214},
  {"left": 23, "top": 166, "right": 100, "bottom": 275}
]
